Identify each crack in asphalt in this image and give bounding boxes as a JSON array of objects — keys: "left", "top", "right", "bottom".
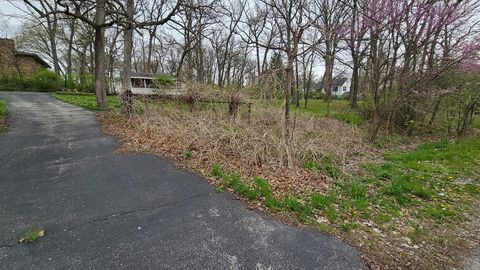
[
  {"left": 60, "top": 192, "right": 212, "bottom": 233},
  {"left": 0, "top": 192, "right": 212, "bottom": 248}
]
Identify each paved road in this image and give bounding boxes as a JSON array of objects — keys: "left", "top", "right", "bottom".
[
  {"left": 0, "top": 92, "right": 365, "bottom": 269},
  {"left": 462, "top": 246, "right": 480, "bottom": 270}
]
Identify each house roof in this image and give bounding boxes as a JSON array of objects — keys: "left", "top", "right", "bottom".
[
  {"left": 131, "top": 72, "right": 157, "bottom": 79},
  {"left": 15, "top": 51, "right": 51, "bottom": 68},
  {"left": 128, "top": 73, "right": 179, "bottom": 81},
  {"left": 314, "top": 77, "right": 349, "bottom": 90}
]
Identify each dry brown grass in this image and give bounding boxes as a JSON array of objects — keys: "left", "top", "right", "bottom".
[
  {"left": 98, "top": 98, "right": 480, "bottom": 270},
  {"left": 99, "top": 99, "right": 381, "bottom": 196}
]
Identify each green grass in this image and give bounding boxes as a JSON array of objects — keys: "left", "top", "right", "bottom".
[
  {"left": 303, "top": 155, "right": 342, "bottom": 179},
  {"left": 211, "top": 165, "right": 261, "bottom": 200},
  {"left": 0, "top": 100, "right": 6, "bottom": 118},
  {"left": 0, "top": 100, "right": 6, "bottom": 131},
  {"left": 210, "top": 134, "right": 480, "bottom": 234},
  {"left": 474, "top": 116, "right": 480, "bottom": 129},
  {"left": 184, "top": 151, "right": 193, "bottom": 159},
  {"left": 355, "top": 137, "right": 479, "bottom": 222},
  {"left": 268, "top": 99, "right": 364, "bottom": 126},
  {"left": 386, "top": 139, "right": 480, "bottom": 176},
  {"left": 53, "top": 92, "right": 121, "bottom": 111},
  {"left": 297, "top": 99, "right": 364, "bottom": 125}
]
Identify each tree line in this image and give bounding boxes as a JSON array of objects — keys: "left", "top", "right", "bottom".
[{"left": 8, "top": 0, "right": 480, "bottom": 144}]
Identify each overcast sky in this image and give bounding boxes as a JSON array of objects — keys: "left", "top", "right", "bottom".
[{"left": 0, "top": 0, "right": 27, "bottom": 37}]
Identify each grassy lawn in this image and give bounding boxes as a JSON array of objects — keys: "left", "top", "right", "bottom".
[
  {"left": 0, "top": 100, "right": 6, "bottom": 131},
  {"left": 53, "top": 93, "right": 364, "bottom": 126},
  {"left": 300, "top": 99, "right": 364, "bottom": 126},
  {"left": 269, "top": 99, "right": 364, "bottom": 125},
  {"left": 474, "top": 115, "right": 480, "bottom": 129},
  {"left": 53, "top": 92, "right": 121, "bottom": 111}
]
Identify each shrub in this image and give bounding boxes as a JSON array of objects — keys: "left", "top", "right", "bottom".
[
  {"left": 63, "top": 74, "right": 78, "bottom": 90},
  {"left": 154, "top": 74, "right": 176, "bottom": 86},
  {"left": 28, "top": 68, "right": 60, "bottom": 92},
  {"left": 0, "top": 76, "right": 29, "bottom": 91},
  {"left": 63, "top": 74, "right": 96, "bottom": 93},
  {"left": 310, "top": 91, "right": 326, "bottom": 100}
]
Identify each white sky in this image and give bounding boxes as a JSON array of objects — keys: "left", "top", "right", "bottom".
[{"left": 0, "top": 0, "right": 26, "bottom": 37}]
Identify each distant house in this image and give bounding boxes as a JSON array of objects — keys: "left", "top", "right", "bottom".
[
  {"left": 112, "top": 73, "right": 185, "bottom": 95},
  {"left": 314, "top": 77, "right": 350, "bottom": 97},
  {"left": 0, "top": 38, "right": 50, "bottom": 77}
]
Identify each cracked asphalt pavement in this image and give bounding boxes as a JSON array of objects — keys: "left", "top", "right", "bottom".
[{"left": 0, "top": 92, "right": 365, "bottom": 269}]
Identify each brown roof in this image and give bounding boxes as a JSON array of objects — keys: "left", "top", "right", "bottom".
[{"left": 15, "top": 51, "right": 51, "bottom": 68}]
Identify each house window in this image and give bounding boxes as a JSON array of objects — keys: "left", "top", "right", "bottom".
[
  {"left": 131, "top": 78, "right": 154, "bottom": 88},
  {"left": 333, "top": 86, "right": 338, "bottom": 92},
  {"left": 343, "top": 86, "right": 347, "bottom": 91}
]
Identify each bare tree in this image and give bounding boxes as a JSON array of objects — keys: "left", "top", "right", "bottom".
[
  {"left": 261, "top": 0, "right": 314, "bottom": 167},
  {"left": 314, "top": 0, "right": 349, "bottom": 109}
]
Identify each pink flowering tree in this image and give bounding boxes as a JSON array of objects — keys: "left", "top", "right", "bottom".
[{"left": 356, "top": 0, "right": 480, "bottom": 140}]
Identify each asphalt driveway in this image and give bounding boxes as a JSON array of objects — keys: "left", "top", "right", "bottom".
[{"left": 0, "top": 92, "right": 365, "bottom": 269}]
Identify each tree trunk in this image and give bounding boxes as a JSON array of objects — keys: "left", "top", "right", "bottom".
[
  {"left": 94, "top": 0, "right": 107, "bottom": 109},
  {"left": 283, "top": 59, "right": 293, "bottom": 168},
  {"left": 370, "top": 106, "right": 382, "bottom": 142},
  {"left": 121, "top": 0, "right": 134, "bottom": 115},
  {"left": 47, "top": 17, "right": 61, "bottom": 76},
  {"left": 323, "top": 51, "right": 334, "bottom": 113},
  {"left": 368, "top": 33, "right": 382, "bottom": 142},
  {"left": 304, "top": 55, "right": 314, "bottom": 109},
  {"left": 66, "top": 13, "right": 78, "bottom": 79},
  {"left": 79, "top": 45, "right": 87, "bottom": 92},
  {"left": 196, "top": 16, "right": 204, "bottom": 82},
  {"left": 428, "top": 96, "right": 443, "bottom": 128},
  {"left": 294, "top": 57, "right": 299, "bottom": 107},
  {"left": 349, "top": 56, "right": 360, "bottom": 108}
]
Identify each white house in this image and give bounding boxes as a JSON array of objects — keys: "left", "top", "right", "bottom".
[
  {"left": 112, "top": 73, "right": 185, "bottom": 95},
  {"left": 314, "top": 77, "right": 351, "bottom": 97}
]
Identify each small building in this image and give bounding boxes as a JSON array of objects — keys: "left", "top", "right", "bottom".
[
  {"left": 0, "top": 38, "right": 50, "bottom": 77},
  {"left": 314, "top": 77, "right": 350, "bottom": 97},
  {"left": 113, "top": 73, "right": 185, "bottom": 95}
]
